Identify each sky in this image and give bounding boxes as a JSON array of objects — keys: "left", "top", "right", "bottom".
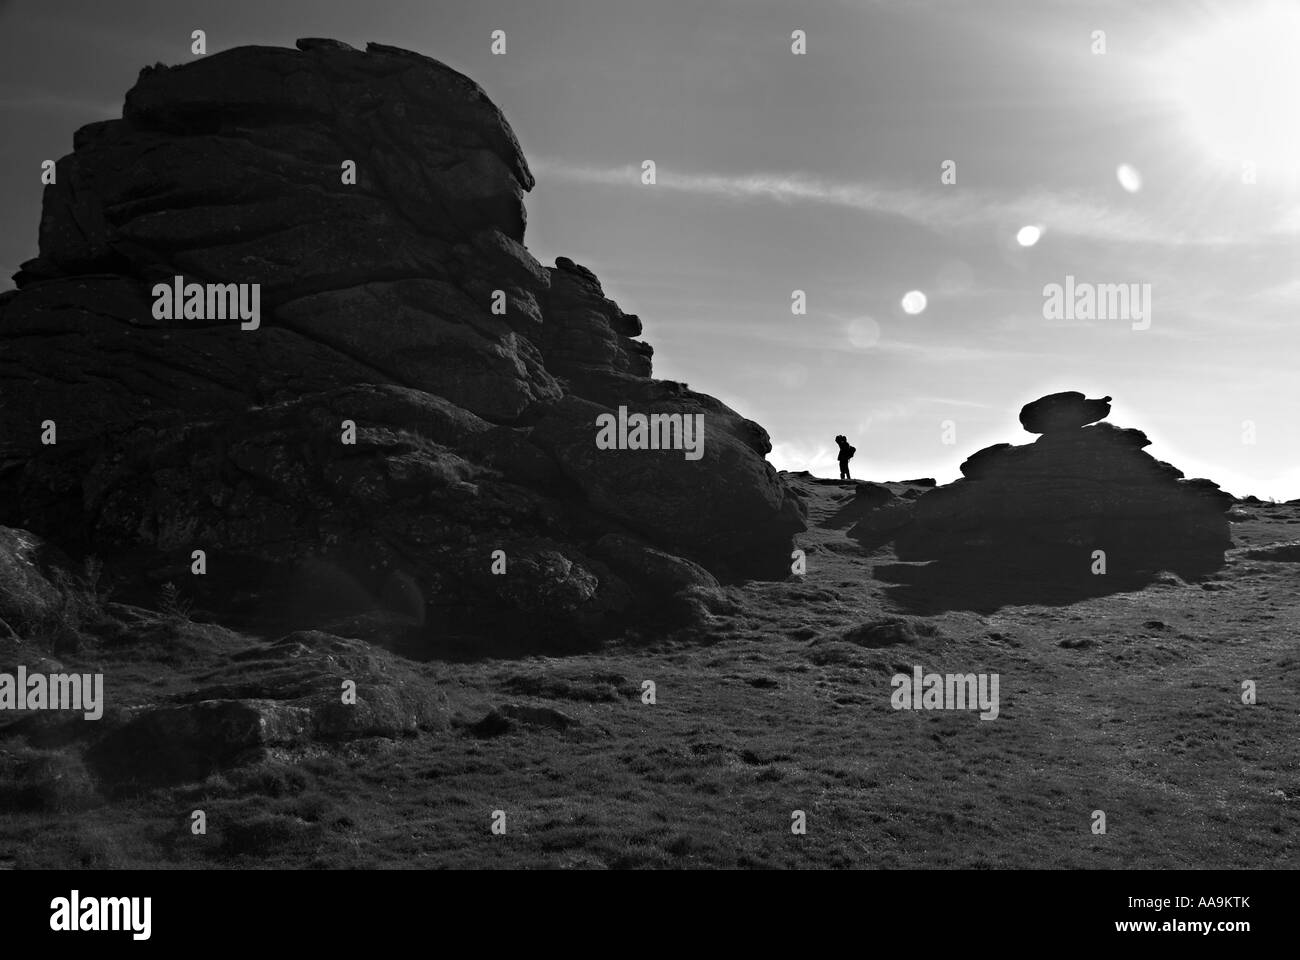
[{"left": 2, "top": 0, "right": 1298, "bottom": 497}]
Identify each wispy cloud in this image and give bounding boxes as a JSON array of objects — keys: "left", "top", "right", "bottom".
[
  {"left": 855, "top": 395, "right": 1000, "bottom": 435},
  {"left": 531, "top": 157, "right": 1249, "bottom": 246},
  {"left": 1269, "top": 203, "right": 1300, "bottom": 235},
  {"left": 1250, "top": 277, "right": 1300, "bottom": 305}
]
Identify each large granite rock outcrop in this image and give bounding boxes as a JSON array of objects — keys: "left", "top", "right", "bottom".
[{"left": 0, "top": 40, "right": 804, "bottom": 649}]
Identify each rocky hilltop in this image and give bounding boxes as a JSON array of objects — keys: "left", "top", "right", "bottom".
[
  {"left": 0, "top": 39, "right": 805, "bottom": 650},
  {"left": 893, "top": 391, "right": 1233, "bottom": 578}
]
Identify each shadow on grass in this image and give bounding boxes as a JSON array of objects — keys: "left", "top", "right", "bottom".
[{"left": 875, "top": 551, "right": 1225, "bottom": 615}]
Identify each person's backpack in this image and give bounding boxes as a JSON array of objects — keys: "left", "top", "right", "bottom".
[{"left": 845, "top": 444, "right": 856, "bottom": 459}]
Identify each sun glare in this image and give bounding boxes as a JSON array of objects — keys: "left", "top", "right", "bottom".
[{"left": 1160, "top": 3, "right": 1300, "bottom": 170}]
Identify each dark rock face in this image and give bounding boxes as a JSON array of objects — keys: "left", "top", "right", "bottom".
[
  {"left": 0, "top": 40, "right": 805, "bottom": 649},
  {"left": 1019, "top": 391, "right": 1112, "bottom": 434},
  {"left": 895, "top": 395, "right": 1232, "bottom": 578}
]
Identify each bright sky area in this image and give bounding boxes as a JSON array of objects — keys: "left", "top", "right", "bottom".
[{"left": 2, "top": 0, "right": 1297, "bottom": 496}]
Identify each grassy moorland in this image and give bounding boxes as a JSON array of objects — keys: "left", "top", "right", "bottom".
[{"left": 2, "top": 473, "right": 1297, "bottom": 869}]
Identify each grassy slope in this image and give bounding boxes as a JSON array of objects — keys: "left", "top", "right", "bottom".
[{"left": 2, "top": 475, "right": 1297, "bottom": 869}]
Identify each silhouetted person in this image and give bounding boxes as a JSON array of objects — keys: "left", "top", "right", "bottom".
[{"left": 835, "top": 434, "right": 856, "bottom": 480}]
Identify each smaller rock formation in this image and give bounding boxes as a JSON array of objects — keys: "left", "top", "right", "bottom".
[{"left": 895, "top": 392, "right": 1233, "bottom": 578}]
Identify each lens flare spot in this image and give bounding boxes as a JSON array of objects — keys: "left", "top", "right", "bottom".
[
  {"left": 1016, "top": 225, "right": 1042, "bottom": 247},
  {"left": 846, "top": 316, "right": 881, "bottom": 349},
  {"left": 1116, "top": 164, "right": 1142, "bottom": 193},
  {"left": 901, "top": 290, "right": 927, "bottom": 315}
]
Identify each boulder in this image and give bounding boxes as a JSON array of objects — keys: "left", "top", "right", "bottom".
[
  {"left": 1019, "top": 391, "right": 1112, "bottom": 434},
  {"left": 0, "top": 528, "right": 72, "bottom": 630},
  {"left": 85, "top": 698, "right": 314, "bottom": 788},
  {"left": 841, "top": 616, "right": 943, "bottom": 648},
  {"left": 853, "top": 482, "right": 896, "bottom": 507},
  {"left": 85, "top": 630, "right": 447, "bottom": 788}
]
